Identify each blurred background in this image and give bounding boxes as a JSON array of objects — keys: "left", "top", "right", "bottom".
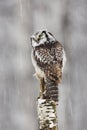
[{"left": 0, "top": 0, "right": 87, "bottom": 130}]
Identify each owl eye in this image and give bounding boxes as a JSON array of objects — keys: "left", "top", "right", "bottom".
[
  {"left": 39, "top": 34, "right": 45, "bottom": 39},
  {"left": 41, "top": 35, "right": 45, "bottom": 38}
]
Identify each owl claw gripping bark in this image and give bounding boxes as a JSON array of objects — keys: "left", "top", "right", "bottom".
[{"left": 31, "top": 30, "right": 66, "bottom": 103}]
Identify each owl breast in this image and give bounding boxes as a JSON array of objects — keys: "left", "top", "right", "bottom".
[{"left": 31, "top": 51, "right": 45, "bottom": 79}]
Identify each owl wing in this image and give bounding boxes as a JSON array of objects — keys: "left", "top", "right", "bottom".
[
  {"left": 33, "top": 43, "right": 64, "bottom": 83},
  {"left": 33, "top": 43, "right": 65, "bottom": 102}
]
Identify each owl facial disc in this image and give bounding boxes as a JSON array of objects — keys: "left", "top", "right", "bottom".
[{"left": 31, "top": 30, "right": 56, "bottom": 47}]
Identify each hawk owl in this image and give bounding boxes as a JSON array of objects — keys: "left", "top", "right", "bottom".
[{"left": 31, "top": 30, "right": 66, "bottom": 103}]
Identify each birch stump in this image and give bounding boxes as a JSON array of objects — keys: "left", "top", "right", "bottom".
[{"left": 37, "top": 78, "right": 58, "bottom": 130}]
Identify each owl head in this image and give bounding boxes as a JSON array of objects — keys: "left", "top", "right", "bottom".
[{"left": 31, "top": 30, "right": 56, "bottom": 47}]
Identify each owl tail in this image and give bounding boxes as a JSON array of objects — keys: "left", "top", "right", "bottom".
[{"left": 44, "top": 80, "right": 59, "bottom": 103}]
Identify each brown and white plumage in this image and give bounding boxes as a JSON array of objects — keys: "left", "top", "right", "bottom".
[{"left": 31, "top": 30, "right": 66, "bottom": 102}]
